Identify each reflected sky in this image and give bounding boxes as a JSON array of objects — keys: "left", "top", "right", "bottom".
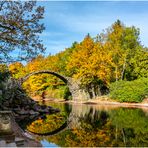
[{"left": 41, "top": 140, "right": 59, "bottom": 148}]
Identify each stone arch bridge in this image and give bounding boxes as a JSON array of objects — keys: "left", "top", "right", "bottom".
[{"left": 19, "top": 70, "right": 89, "bottom": 101}]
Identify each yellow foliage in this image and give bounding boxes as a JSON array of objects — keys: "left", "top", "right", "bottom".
[
  {"left": 66, "top": 35, "right": 114, "bottom": 85},
  {"left": 9, "top": 62, "right": 25, "bottom": 78}
]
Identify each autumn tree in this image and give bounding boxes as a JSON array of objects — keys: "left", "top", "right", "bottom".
[
  {"left": 66, "top": 35, "right": 112, "bottom": 98},
  {"left": 0, "top": 1, "right": 45, "bottom": 63}
]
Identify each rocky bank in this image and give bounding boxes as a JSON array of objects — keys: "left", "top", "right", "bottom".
[{"left": 0, "top": 77, "right": 60, "bottom": 121}]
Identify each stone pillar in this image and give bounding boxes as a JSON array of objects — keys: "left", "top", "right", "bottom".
[{"left": 67, "top": 78, "right": 90, "bottom": 102}]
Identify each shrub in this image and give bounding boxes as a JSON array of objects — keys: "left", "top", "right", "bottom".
[
  {"left": 109, "top": 78, "right": 148, "bottom": 103},
  {"left": 63, "top": 86, "right": 72, "bottom": 100},
  {"left": 46, "top": 85, "right": 72, "bottom": 100}
]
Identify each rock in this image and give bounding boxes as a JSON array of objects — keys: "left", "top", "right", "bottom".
[
  {"left": 23, "top": 132, "right": 34, "bottom": 139},
  {"left": 0, "top": 77, "right": 61, "bottom": 120},
  {"left": 29, "top": 115, "right": 37, "bottom": 119},
  {"left": 15, "top": 115, "right": 28, "bottom": 121},
  {"left": 50, "top": 108, "right": 60, "bottom": 113},
  {"left": 27, "top": 99, "right": 32, "bottom": 104},
  {"left": 2, "top": 106, "right": 9, "bottom": 110},
  {"left": 47, "top": 106, "right": 52, "bottom": 109},
  {"left": 3, "top": 102, "right": 10, "bottom": 107},
  {"left": 38, "top": 108, "right": 45, "bottom": 113},
  {"left": 13, "top": 113, "right": 19, "bottom": 118},
  {"left": 41, "top": 105, "right": 47, "bottom": 109},
  {"left": 17, "top": 109, "right": 29, "bottom": 115},
  {"left": 12, "top": 108, "right": 21, "bottom": 112},
  {"left": 0, "top": 90, "right": 2, "bottom": 96},
  {"left": 29, "top": 110, "right": 39, "bottom": 115},
  {"left": 24, "top": 105, "right": 30, "bottom": 110},
  {"left": 15, "top": 137, "right": 25, "bottom": 146},
  {"left": 6, "top": 142, "right": 17, "bottom": 147},
  {"left": 30, "top": 100, "right": 36, "bottom": 105},
  {"left": 0, "top": 104, "right": 3, "bottom": 110},
  {"left": 35, "top": 105, "right": 41, "bottom": 111},
  {"left": 42, "top": 108, "right": 49, "bottom": 113},
  {"left": 32, "top": 104, "right": 40, "bottom": 111},
  {"left": 21, "top": 100, "right": 28, "bottom": 105}
]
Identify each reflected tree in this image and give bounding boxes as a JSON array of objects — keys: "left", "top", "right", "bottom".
[{"left": 25, "top": 104, "right": 148, "bottom": 147}]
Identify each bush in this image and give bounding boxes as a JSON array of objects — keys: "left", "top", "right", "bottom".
[
  {"left": 46, "top": 85, "right": 72, "bottom": 100},
  {"left": 109, "top": 78, "right": 148, "bottom": 103},
  {"left": 63, "top": 86, "right": 72, "bottom": 100}
]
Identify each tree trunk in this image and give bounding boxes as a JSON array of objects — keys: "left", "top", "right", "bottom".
[
  {"left": 91, "top": 84, "right": 96, "bottom": 99},
  {"left": 122, "top": 128, "right": 126, "bottom": 147},
  {"left": 115, "top": 66, "right": 118, "bottom": 82},
  {"left": 121, "top": 57, "right": 126, "bottom": 80}
]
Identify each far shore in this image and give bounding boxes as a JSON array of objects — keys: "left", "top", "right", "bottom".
[{"left": 33, "top": 96, "right": 148, "bottom": 108}]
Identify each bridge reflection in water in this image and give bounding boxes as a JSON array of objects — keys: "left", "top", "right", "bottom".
[{"left": 19, "top": 102, "right": 148, "bottom": 147}]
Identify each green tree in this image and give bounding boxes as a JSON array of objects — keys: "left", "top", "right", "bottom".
[
  {"left": 126, "top": 47, "right": 148, "bottom": 80},
  {"left": 99, "top": 20, "right": 148, "bottom": 81}
]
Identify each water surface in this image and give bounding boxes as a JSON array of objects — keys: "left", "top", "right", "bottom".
[{"left": 20, "top": 102, "right": 148, "bottom": 147}]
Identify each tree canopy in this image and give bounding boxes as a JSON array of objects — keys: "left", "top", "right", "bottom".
[
  {"left": 0, "top": 1, "right": 45, "bottom": 63},
  {"left": 8, "top": 20, "right": 148, "bottom": 101}
]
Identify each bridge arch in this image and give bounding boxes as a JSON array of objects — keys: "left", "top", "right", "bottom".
[
  {"left": 20, "top": 70, "right": 69, "bottom": 84},
  {"left": 19, "top": 70, "right": 89, "bottom": 101}
]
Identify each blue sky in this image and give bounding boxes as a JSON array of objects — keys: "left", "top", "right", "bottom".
[{"left": 38, "top": 1, "right": 148, "bottom": 55}]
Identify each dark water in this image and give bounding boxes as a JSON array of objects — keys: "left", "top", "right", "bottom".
[{"left": 20, "top": 102, "right": 148, "bottom": 147}]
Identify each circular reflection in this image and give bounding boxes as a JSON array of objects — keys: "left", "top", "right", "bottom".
[{"left": 26, "top": 112, "right": 68, "bottom": 135}]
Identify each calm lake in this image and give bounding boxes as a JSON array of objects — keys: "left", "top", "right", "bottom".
[{"left": 18, "top": 102, "right": 148, "bottom": 147}]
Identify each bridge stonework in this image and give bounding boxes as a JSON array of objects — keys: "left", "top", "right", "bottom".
[
  {"left": 67, "top": 78, "right": 89, "bottom": 101},
  {"left": 20, "top": 70, "right": 89, "bottom": 101}
]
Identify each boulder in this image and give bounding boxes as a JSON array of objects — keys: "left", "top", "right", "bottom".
[
  {"left": 29, "top": 110, "right": 39, "bottom": 116},
  {"left": 17, "top": 109, "right": 29, "bottom": 115}
]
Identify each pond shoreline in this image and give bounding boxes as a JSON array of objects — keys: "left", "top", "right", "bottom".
[
  {"left": 71, "top": 100, "right": 148, "bottom": 108},
  {"left": 35, "top": 96, "right": 148, "bottom": 109}
]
